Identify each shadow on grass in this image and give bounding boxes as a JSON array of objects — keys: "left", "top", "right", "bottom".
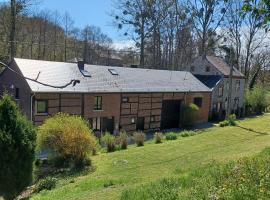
[{"left": 236, "top": 125, "right": 268, "bottom": 136}]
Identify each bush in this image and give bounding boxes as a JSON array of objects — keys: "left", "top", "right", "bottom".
[
  {"left": 219, "top": 120, "right": 229, "bottom": 127},
  {"left": 219, "top": 114, "right": 236, "bottom": 127},
  {"left": 183, "top": 103, "right": 199, "bottom": 127},
  {"left": 180, "top": 130, "right": 196, "bottom": 137},
  {"left": 104, "top": 180, "right": 114, "bottom": 188},
  {"left": 154, "top": 132, "right": 163, "bottom": 144},
  {"left": 228, "top": 114, "right": 237, "bottom": 126},
  {"left": 119, "top": 130, "right": 128, "bottom": 149},
  {"left": 34, "top": 177, "right": 57, "bottom": 193},
  {"left": 165, "top": 132, "right": 178, "bottom": 140},
  {"left": 102, "top": 132, "right": 116, "bottom": 152},
  {"left": 0, "top": 94, "right": 36, "bottom": 199},
  {"left": 37, "top": 113, "right": 97, "bottom": 168},
  {"left": 133, "top": 131, "right": 145, "bottom": 147},
  {"left": 245, "top": 85, "right": 269, "bottom": 114}
]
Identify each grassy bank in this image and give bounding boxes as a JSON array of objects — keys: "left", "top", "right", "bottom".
[{"left": 30, "top": 114, "right": 270, "bottom": 200}]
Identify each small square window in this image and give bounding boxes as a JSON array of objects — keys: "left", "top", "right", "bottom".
[
  {"left": 36, "top": 100, "right": 48, "bottom": 114},
  {"left": 193, "top": 97, "right": 203, "bottom": 108},
  {"left": 94, "top": 96, "right": 102, "bottom": 110}
]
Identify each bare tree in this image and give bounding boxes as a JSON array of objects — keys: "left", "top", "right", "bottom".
[
  {"left": 62, "top": 12, "right": 74, "bottom": 61},
  {"left": 187, "top": 0, "right": 228, "bottom": 56}
]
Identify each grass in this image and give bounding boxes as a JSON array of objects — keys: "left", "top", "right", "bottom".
[{"left": 30, "top": 114, "right": 270, "bottom": 200}]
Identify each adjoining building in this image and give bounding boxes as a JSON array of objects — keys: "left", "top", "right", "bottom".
[
  {"left": 0, "top": 58, "right": 211, "bottom": 134},
  {"left": 190, "top": 56, "right": 245, "bottom": 120}
]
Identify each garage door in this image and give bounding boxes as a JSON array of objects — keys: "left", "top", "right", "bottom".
[{"left": 161, "top": 100, "right": 181, "bottom": 129}]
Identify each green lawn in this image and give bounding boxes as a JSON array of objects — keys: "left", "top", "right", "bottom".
[{"left": 30, "top": 114, "right": 270, "bottom": 200}]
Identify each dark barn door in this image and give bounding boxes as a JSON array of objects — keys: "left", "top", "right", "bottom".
[
  {"left": 136, "top": 117, "right": 145, "bottom": 131},
  {"left": 102, "top": 117, "right": 114, "bottom": 134},
  {"left": 161, "top": 100, "right": 181, "bottom": 129}
]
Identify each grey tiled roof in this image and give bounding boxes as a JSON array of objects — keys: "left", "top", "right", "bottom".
[
  {"left": 206, "top": 56, "right": 244, "bottom": 77},
  {"left": 14, "top": 58, "right": 211, "bottom": 93}
]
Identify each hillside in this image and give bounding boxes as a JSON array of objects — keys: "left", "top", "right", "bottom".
[{"left": 30, "top": 114, "right": 270, "bottom": 200}]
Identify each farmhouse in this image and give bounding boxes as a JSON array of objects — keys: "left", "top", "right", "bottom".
[
  {"left": 0, "top": 58, "right": 211, "bottom": 134},
  {"left": 189, "top": 56, "right": 245, "bottom": 120}
]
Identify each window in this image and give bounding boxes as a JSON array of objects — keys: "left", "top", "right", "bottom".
[
  {"left": 206, "top": 66, "right": 210, "bottom": 72},
  {"left": 191, "top": 66, "right": 195, "bottom": 72},
  {"left": 15, "top": 87, "right": 20, "bottom": 99},
  {"left": 218, "top": 85, "right": 223, "bottom": 96},
  {"left": 91, "top": 117, "right": 101, "bottom": 131},
  {"left": 108, "top": 68, "right": 118, "bottom": 75},
  {"left": 36, "top": 100, "right": 48, "bottom": 114},
  {"left": 236, "top": 80, "right": 240, "bottom": 91},
  {"left": 193, "top": 97, "right": 203, "bottom": 108},
  {"left": 94, "top": 96, "right": 102, "bottom": 110},
  {"left": 122, "top": 97, "right": 129, "bottom": 103}
]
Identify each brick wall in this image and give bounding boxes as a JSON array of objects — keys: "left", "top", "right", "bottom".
[
  {"left": 120, "top": 92, "right": 211, "bottom": 132},
  {"left": 33, "top": 91, "right": 210, "bottom": 132}
]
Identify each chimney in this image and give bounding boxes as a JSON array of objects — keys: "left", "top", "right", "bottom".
[{"left": 78, "top": 60, "right": 85, "bottom": 71}]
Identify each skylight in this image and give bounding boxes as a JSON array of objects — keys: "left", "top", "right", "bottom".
[
  {"left": 80, "top": 69, "right": 91, "bottom": 77},
  {"left": 108, "top": 68, "right": 118, "bottom": 75}
]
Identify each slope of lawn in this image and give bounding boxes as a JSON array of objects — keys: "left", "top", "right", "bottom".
[{"left": 30, "top": 114, "right": 270, "bottom": 200}]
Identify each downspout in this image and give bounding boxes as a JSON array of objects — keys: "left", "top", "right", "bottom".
[{"left": 30, "top": 93, "right": 35, "bottom": 123}]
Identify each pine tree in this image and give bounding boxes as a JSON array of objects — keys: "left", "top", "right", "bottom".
[{"left": 0, "top": 94, "right": 36, "bottom": 200}]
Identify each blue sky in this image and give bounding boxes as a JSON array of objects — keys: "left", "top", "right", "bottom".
[{"left": 1, "top": 0, "right": 129, "bottom": 44}]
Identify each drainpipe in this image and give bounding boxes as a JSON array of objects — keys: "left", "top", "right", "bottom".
[{"left": 30, "top": 93, "right": 35, "bottom": 123}]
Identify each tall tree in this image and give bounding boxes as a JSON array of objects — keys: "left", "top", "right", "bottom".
[
  {"left": 114, "top": 0, "right": 154, "bottom": 67},
  {"left": 187, "top": 0, "right": 228, "bottom": 56}
]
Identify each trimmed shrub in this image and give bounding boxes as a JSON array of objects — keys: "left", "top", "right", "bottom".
[
  {"left": 165, "top": 132, "right": 178, "bottom": 140},
  {"left": 219, "top": 115, "right": 236, "bottom": 127},
  {"left": 219, "top": 120, "right": 230, "bottom": 127},
  {"left": 37, "top": 113, "right": 97, "bottom": 168},
  {"left": 228, "top": 114, "right": 237, "bottom": 126},
  {"left": 102, "top": 132, "right": 116, "bottom": 152},
  {"left": 0, "top": 94, "right": 36, "bottom": 199},
  {"left": 154, "top": 132, "right": 163, "bottom": 144},
  {"left": 181, "top": 130, "right": 196, "bottom": 137},
  {"left": 134, "top": 131, "right": 145, "bottom": 147},
  {"left": 183, "top": 103, "right": 199, "bottom": 128},
  {"left": 119, "top": 130, "right": 128, "bottom": 149},
  {"left": 34, "top": 177, "right": 57, "bottom": 193}
]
